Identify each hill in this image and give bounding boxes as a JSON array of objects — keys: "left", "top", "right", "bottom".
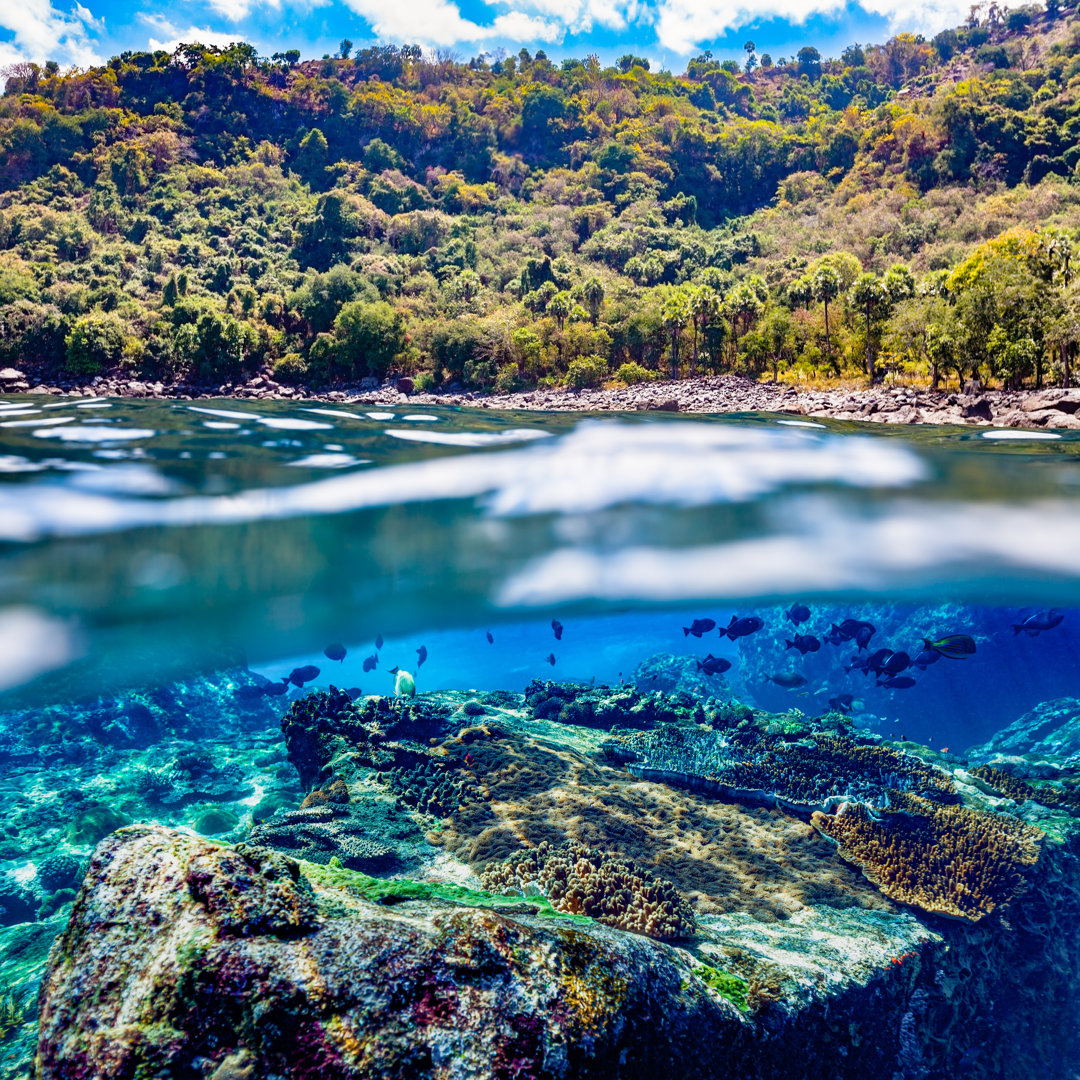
[{"left": 3, "top": 6, "right": 1080, "bottom": 393}]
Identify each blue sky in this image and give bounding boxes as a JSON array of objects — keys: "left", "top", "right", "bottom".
[{"left": 1, "top": 0, "right": 982, "bottom": 74}]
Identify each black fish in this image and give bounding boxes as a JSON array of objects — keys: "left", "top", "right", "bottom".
[
  {"left": 552, "top": 619, "right": 564, "bottom": 640},
  {"left": 865, "top": 647, "right": 894, "bottom": 675},
  {"left": 785, "top": 604, "right": 810, "bottom": 625},
  {"left": 855, "top": 625, "right": 875, "bottom": 651},
  {"left": 375, "top": 634, "right": 384, "bottom": 650},
  {"left": 828, "top": 694, "right": 855, "bottom": 713},
  {"left": 264, "top": 680, "right": 289, "bottom": 697},
  {"left": 823, "top": 627, "right": 847, "bottom": 647},
  {"left": 912, "top": 648, "right": 941, "bottom": 671},
  {"left": 289, "top": 665, "right": 320, "bottom": 687},
  {"left": 324, "top": 643, "right": 346, "bottom": 663},
  {"left": 766, "top": 672, "right": 807, "bottom": 689},
  {"left": 416, "top": 645, "right": 428, "bottom": 667},
  {"left": 785, "top": 634, "right": 820, "bottom": 655},
  {"left": 1013, "top": 610, "right": 1064, "bottom": 636},
  {"left": 486, "top": 631, "right": 494, "bottom": 644},
  {"left": 721, "top": 615, "right": 764, "bottom": 640},
  {"left": 346, "top": 687, "right": 363, "bottom": 700},
  {"left": 233, "top": 684, "right": 265, "bottom": 701},
  {"left": 845, "top": 655, "right": 871, "bottom": 674},
  {"left": 881, "top": 651, "right": 911, "bottom": 676},
  {"left": 878, "top": 675, "right": 916, "bottom": 689},
  {"left": 683, "top": 618, "right": 717, "bottom": 638},
  {"left": 696, "top": 654, "right": 732, "bottom": 677},
  {"left": 362, "top": 654, "right": 378, "bottom": 672},
  {"left": 546, "top": 653, "right": 556, "bottom": 666},
  {"left": 388, "top": 666, "right": 400, "bottom": 675},
  {"left": 924, "top": 634, "right": 976, "bottom": 658}
]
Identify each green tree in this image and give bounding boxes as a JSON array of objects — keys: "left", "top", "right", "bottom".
[
  {"left": 661, "top": 290, "right": 692, "bottom": 378},
  {"left": 339, "top": 39, "right": 353, "bottom": 60},
  {"left": 689, "top": 284, "right": 722, "bottom": 375},
  {"left": 811, "top": 265, "right": 841, "bottom": 370},
  {"left": 294, "top": 128, "right": 329, "bottom": 189},
  {"left": 582, "top": 277, "right": 605, "bottom": 325},
  {"left": 850, "top": 272, "right": 890, "bottom": 380},
  {"left": 64, "top": 312, "right": 126, "bottom": 376},
  {"left": 333, "top": 300, "right": 406, "bottom": 380}
]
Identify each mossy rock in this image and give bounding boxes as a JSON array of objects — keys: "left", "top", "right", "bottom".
[
  {"left": 66, "top": 805, "right": 130, "bottom": 847},
  {"left": 251, "top": 791, "right": 299, "bottom": 823},
  {"left": 194, "top": 808, "right": 240, "bottom": 835}
]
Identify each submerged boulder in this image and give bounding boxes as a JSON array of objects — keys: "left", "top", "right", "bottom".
[{"left": 967, "top": 696, "right": 1080, "bottom": 760}]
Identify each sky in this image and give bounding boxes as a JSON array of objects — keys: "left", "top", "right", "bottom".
[{"left": 0, "top": 0, "right": 994, "bottom": 75}]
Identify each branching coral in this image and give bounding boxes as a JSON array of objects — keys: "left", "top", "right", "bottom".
[
  {"left": 479, "top": 840, "right": 696, "bottom": 941},
  {"left": 811, "top": 791, "right": 1043, "bottom": 922},
  {"left": 969, "top": 765, "right": 1080, "bottom": 815},
  {"left": 618, "top": 727, "right": 956, "bottom": 813}
]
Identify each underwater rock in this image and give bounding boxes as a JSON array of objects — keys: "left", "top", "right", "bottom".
[
  {"left": 633, "top": 652, "right": 735, "bottom": 698},
  {"left": 967, "top": 696, "right": 1080, "bottom": 759},
  {"left": 523, "top": 678, "right": 706, "bottom": 729},
  {"left": 33, "top": 856, "right": 83, "bottom": 895},
  {"left": 0, "top": 884, "right": 37, "bottom": 928},
  {"left": 36, "top": 823, "right": 1080, "bottom": 1080},
  {"left": 65, "top": 804, "right": 130, "bottom": 847},
  {"left": 248, "top": 803, "right": 400, "bottom": 871}
]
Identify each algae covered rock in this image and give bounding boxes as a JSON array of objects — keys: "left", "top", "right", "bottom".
[{"left": 967, "top": 696, "right": 1080, "bottom": 759}]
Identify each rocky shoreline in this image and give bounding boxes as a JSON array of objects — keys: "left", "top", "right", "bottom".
[{"left": 4, "top": 365, "right": 1080, "bottom": 428}]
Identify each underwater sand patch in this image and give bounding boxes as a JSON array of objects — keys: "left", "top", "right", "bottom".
[{"left": 433, "top": 727, "right": 892, "bottom": 922}]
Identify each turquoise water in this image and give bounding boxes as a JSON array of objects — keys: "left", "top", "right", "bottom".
[{"left": 3, "top": 394, "right": 1080, "bottom": 1076}]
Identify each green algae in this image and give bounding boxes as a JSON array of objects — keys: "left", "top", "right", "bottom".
[
  {"left": 692, "top": 963, "right": 750, "bottom": 1012},
  {"left": 300, "top": 858, "right": 593, "bottom": 924}
]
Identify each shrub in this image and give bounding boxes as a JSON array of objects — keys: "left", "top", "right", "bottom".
[
  {"left": 564, "top": 353, "right": 608, "bottom": 390},
  {"left": 494, "top": 362, "right": 524, "bottom": 392},
  {"left": 615, "top": 361, "right": 661, "bottom": 385},
  {"left": 64, "top": 312, "right": 126, "bottom": 376},
  {"left": 272, "top": 352, "right": 309, "bottom": 383}
]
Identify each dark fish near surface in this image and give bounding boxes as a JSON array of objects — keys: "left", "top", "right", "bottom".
[
  {"left": 865, "top": 647, "right": 894, "bottom": 675},
  {"left": 722, "top": 615, "right": 764, "bottom": 640},
  {"left": 696, "top": 654, "right": 732, "bottom": 676},
  {"left": 924, "top": 634, "right": 976, "bottom": 658},
  {"left": 881, "top": 652, "right": 911, "bottom": 676},
  {"left": 324, "top": 643, "right": 347, "bottom": 663},
  {"left": 683, "top": 618, "right": 717, "bottom": 638},
  {"left": 375, "top": 635, "right": 384, "bottom": 650},
  {"left": 855, "top": 625, "right": 875, "bottom": 651},
  {"left": 289, "top": 665, "right": 320, "bottom": 687},
  {"left": 823, "top": 627, "right": 847, "bottom": 646},
  {"left": 1013, "top": 609, "right": 1064, "bottom": 636},
  {"left": 878, "top": 675, "right": 916, "bottom": 689},
  {"left": 785, "top": 634, "right": 820, "bottom": 655},
  {"left": 913, "top": 648, "right": 941, "bottom": 671},
  {"left": 362, "top": 654, "right": 378, "bottom": 673},
  {"left": 486, "top": 631, "right": 494, "bottom": 644},
  {"left": 766, "top": 672, "right": 807, "bottom": 689},
  {"left": 264, "top": 680, "right": 289, "bottom": 697},
  {"left": 416, "top": 645, "right": 428, "bottom": 667},
  {"left": 828, "top": 694, "right": 855, "bottom": 713},
  {"left": 785, "top": 604, "right": 811, "bottom": 625},
  {"left": 551, "top": 619, "right": 564, "bottom": 640},
  {"left": 546, "top": 653, "right": 556, "bottom": 666}
]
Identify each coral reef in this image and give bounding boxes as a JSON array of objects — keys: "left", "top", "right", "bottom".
[
  {"left": 65, "top": 804, "right": 130, "bottom": 847},
  {"left": 615, "top": 727, "right": 956, "bottom": 813},
  {"left": 480, "top": 840, "right": 696, "bottom": 941},
  {"left": 811, "top": 791, "right": 1044, "bottom": 922},
  {"left": 967, "top": 764, "right": 1080, "bottom": 814},
  {"left": 380, "top": 759, "right": 485, "bottom": 818},
  {"left": 524, "top": 679, "right": 707, "bottom": 729},
  {"left": 248, "top": 802, "right": 401, "bottom": 871},
  {"left": 633, "top": 653, "right": 734, "bottom": 699},
  {"left": 33, "top": 857, "right": 82, "bottom": 895}
]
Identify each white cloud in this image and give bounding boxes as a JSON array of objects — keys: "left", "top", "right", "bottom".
[
  {"left": 651, "top": 0, "right": 977, "bottom": 53},
  {"left": 484, "top": 0, "right": 643, "bottom": 34},
  {"left": 140, "top": 13, "right": 245, "bottom": 52},
  {"left": 337, "top": 0, "right": 562, "bottom": 45},
  {"left": 0, "top": 0, "right": 103, "bottom": 68}
]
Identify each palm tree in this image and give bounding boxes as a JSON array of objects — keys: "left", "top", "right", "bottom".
[
  {"left": 661, "top": 291, "right": 692, "bottom": 379},
  {"left": 851, "top": 272, "right": 890, "bottom": 381},
  {"left": 689, "top": 285, "right": 721, "bottom": 375},
  {"left": 812, "top": 265, "right": 841, "bottom": 371},
  {"left": 582, "top": 277, "right": 604, "bottom": 325}
]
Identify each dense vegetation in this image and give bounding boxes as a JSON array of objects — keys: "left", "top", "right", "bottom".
[{"left": 4, "top": 6, "right": 1080, "bottom": 392}]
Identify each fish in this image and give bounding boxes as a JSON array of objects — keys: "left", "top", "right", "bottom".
[
  {"left": 388, "top": 665, "right": 400, "bottom": 675},
  {"left": 375, "top": 635, "right": 384, "bottom": 650},
  {"left": 924, "top": 634, "right": 976, "bottom": 658},
  {"left": 486, "top": 631, "right": 494, "bottom": 644},
  {"left": 855, "top": 625, "right": 875, "bottom": 651},
  {"left": 880, "top": 651, "right": 911, "bottom": 676},
  {"left": 288, "top": 665, "right": 320, "bottom": 687},
  {"left": 878, "top": 675, "right": 916, "bottom": 689},
  {"left": 845, "top": 655, "right": 872, "bottom": 674},
  {"left": 233, "top": 684, "right": 266, "bottom": 701},
  {"left": 324, "top": 643, "right": 347, "bottom": 662},
  {"left": 683, "top": 618, "right": 717, "bottom": 638},
  {"left": 362, "top": 654, "right": 378, "bottom": 673},
  {"left": 865, "top": 647, "right": 894, "bottom": 675},
  {"left": 345, "top": 687, "right": 363, "bottom": 700},
  {"left": 912, "top": 648, "right": 941, "bottom": 670},
  {"left": 785, "top": 604, "right": 810, "bottom": 625},
  {"left": 828, "top": 694, "right": 855, "bottom": 713},
  {"left": 1013, "top": 609, "right": 1064, "bottom": 636},
  {"left": 827, "top": 618, "right": 875, "bottom": 644},
  {"left": 546, "top": 653, "right": 556, "bottom": 666},
  {"left": 264, "top": 680, "right": 289, "bottom": 697},
  {"left": 721, "top": 615, "right": 764, "bottom": 640},
  {"left": 416, "top": 645, "right": 428, "bottom": 667},
  {"left": 785, "top": 634, "right": 820, "bottom": 655},
  {"left": 766, "top": 672, "right": 807, "bottom": 689},
  {"left": 394, "top": 669, "right": 416, "bottom": 698},
  {"left": 696, "top": 654, "right": 732, "bottom": 676},
  {"left": 551, "top": 619, "right": 564, "bottom": 640},
  {"left": 823, "top": 626, "right": 847, "bottom": 646}
]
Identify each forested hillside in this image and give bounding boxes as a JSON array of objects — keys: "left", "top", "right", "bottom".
[{"left": 3, "top": 5, "right": 1080, "bottom": 392}]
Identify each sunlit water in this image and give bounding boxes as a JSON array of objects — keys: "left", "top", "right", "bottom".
[{"left": 2, "top": 393, "right": 1080, "bottom": 1074}]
